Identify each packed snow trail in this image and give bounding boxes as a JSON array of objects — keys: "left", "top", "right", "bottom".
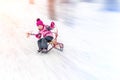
[{"left": 0, "top": 13, "right": 97, "bottom": 80}]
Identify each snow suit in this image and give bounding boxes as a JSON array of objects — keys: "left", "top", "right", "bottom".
[
  {"left": 36, "top": 26, "right": 53, "bottom": 50},
  {"left": 35, "top": 20, "right": 54, "bottom": 50}
]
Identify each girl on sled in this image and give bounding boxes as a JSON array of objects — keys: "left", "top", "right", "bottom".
[{"left": 27, "top": 18, "right": 62, "bottom": 53}]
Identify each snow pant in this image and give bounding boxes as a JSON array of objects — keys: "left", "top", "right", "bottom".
[{"left": 37, "top": 36, "right": 53, "bottom": 50}]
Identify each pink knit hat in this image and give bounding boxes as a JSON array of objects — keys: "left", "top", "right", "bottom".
[{"left": 36, "top": 18, "right": 44, "bottom": 26}]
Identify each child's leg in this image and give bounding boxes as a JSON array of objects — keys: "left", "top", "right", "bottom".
[
  {"left": 37, "top": 39, "right": 42, "bottom": 50},
  {"left": 38, "top": 38, "right": 48, "bottom": 50},
  {"left": 45, "top": 36, "right": 53, "bottom": 42},
  {"left": 40, "top": 38, "right": 48, "bottom": 49}
]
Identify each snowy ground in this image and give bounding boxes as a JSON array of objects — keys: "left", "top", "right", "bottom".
[{"left": 0, "top": 0, "right": 120, "bottom": 80}]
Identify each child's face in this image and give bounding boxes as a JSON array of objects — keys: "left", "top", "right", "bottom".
[{"left": 38, "top": 25, "right": 43, "bottom": 30}]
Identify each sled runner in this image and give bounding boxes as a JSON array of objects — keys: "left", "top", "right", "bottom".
[{"left": 45, "top": 41, "right": 64, "bottom": 53}]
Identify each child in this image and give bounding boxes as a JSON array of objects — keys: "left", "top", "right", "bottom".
[{"left": 28, "top": 18, "right": 54, "bottom": 53}]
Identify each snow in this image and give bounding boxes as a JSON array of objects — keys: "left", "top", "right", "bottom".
[{"left": 0, "top": 0, "right": 120, "bottom": 80}]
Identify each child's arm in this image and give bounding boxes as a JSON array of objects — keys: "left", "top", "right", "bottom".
[
  {"left": 35, "top": 33, "right": 41, "bottom": 39},
  {"left": 26, "top": 32, "right": 40, "bottom": 38}
]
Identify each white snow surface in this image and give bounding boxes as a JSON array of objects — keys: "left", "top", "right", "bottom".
[{"left": 0, "top": 0, "right": 120, "bottom": 80}]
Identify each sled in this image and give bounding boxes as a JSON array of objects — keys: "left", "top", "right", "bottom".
[
  {"left": 45, "top": 42, "right": 64, "bottom": 53},
  {"left": 27, "top": 26, "right": 64, "bottom": 53},
  {"left": 41, "top": 32, "right": 64, "bottom": 53}
]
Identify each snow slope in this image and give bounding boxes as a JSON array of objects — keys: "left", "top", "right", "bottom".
[{"left": 0, "top": 0, "right": 120, "bottom": 80}]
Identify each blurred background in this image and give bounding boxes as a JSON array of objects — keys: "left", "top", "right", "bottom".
[
  {"left": 0, "top": 0, "right": 120, "bottom": 25},
  {"left": 0, "top": 0, "right": 120, "bottom": 80},
  {"left": 27, "top": 0, "right": 120, "bottom": 27}
]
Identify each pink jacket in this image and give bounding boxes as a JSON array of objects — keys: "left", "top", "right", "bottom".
[{"left": 35, "top": 26, "right": 53, "bottom": 39}]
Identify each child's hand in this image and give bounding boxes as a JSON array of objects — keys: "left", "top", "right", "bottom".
[
  {"left": 26, "top": 31, "right": 34, "bottom": 38},
  {"left": 26, "top": 32, "right": 31, "bottom": 38}
]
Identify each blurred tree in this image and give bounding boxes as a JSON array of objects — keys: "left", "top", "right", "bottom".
[
  {"left": 29, "top": 0, "right": 34, "bottom": 4},
  {"left": 48, "top": 0, "right": 56, "bottom": 20}
]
